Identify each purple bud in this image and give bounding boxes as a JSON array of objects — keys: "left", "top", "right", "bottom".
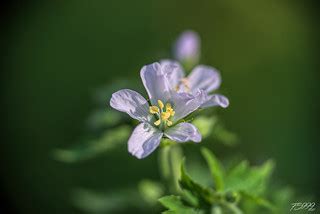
[{"left": 174, "top": 30, "right": 200, "bottom": 63}]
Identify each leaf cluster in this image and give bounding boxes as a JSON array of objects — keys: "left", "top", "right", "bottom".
[{"left": 159, "top": 148, "right": 280, "bottom": 214}]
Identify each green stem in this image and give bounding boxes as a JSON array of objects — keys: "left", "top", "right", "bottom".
[
  {"left": 158, "top": 141, "right": 184, "bottom": 194},
  {"left": 159, "top": 145, "right": 170, "bottom": 181},
  {"left": 169, "top": 144, "right": 183, "bottom": 193}
]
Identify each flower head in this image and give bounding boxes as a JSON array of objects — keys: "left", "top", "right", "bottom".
[
  {"left": 160, "top": 60, "right": 229, "bottom": 109},
  {"left": 110, "top": 62, "right": 205, "bottom": 159},
  {"left": 174, "top": 30, "right": 200, "bottom": 65}
]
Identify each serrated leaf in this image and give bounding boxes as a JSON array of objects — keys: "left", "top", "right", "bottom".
[
  {"left": 159, "top": 195, "right": 198, "bottom": 214},
  {"left": 179, "top": 159, "right": 219, "bottom": 206},
  {"left": 225, "top": 160, "right": 275, "bottom": 196},
  {"left": 53, "top": 125, "right": 131, "bottom": 163},
  {"left": 201, "top": 147, "right": 225, "bottom": 191}
]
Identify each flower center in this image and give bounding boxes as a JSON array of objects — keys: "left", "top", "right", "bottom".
[{"left": 149, "top": 100, "right": 175, "bottom": 127}]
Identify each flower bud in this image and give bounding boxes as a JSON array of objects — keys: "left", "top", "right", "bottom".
[{"left": 173, "top": 30, "right": 200, "bottom": 69}]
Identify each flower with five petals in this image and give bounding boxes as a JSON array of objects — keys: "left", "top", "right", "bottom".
[{"left": 110, "top": 62, "right": 207, "bottom": 159}]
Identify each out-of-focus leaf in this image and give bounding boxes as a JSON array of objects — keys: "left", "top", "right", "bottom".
[
  {"left": 138, "top": 179, "right": 164, "bottom": 206},
  {"left": 241, "top": 193, "right": 275, "bottom": 211},
  {"left": 159, "top": 195, "right": 200, "bottom": 214},
  {"left": 201, "top": 147, "right": 225, "bottom": 191},
  {"left": 221, "top": 202, "right": 243, "bottom": 214},
  {"left": 187, "top": 160, "right": 212, "bottom": 187},
  {"left": 211, "top": 206, "right": 222, "bottom": 214},
  {"left": 182, "top": 190, "right": 199, "bottom": 208},
  {"left": 212, "top": 123, "right": 238, "bottom": 146},
  {"left": 87, "top": 109, "right": 124, "bottom": 130},
  {"left": 192, "top": 116, "right": 217, "bottom": 139},
  {"left": 72, "top": 188, "right": 144, "bottom": 213},
  {"left": 53, "top": 125, "right": 131, "bottom": 163},
  {"left": 179, "top": 159, "right": 219, "bottom": 206},
  {"left": 224, "top": 191, "right": 240, "bottom": 204},
  {"left": 225, "top": 160, "right": 275, "bottom": 196}
]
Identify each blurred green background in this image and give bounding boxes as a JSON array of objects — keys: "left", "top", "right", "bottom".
[{"left": 2, "top": 0, "right": 319, "bottom": 213}]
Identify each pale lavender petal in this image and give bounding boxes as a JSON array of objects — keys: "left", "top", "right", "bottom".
[
  {"left": 160, "top": 60, "right": 185, "bottom": 89},
  {"left": 170, "top": 90, "right": 206, "bottom": 122},
  {"left": 164, "top": 122, "right": 201, "bottom": 143},
  {"left": 188, "top": 65, "right": 221, "bottom": 93},
  {"left": 128, "top": 123, "right": 163, "bottom": 159},
  {"left": 201, "top": 94, "right": 229, "bottom": 108},
  {"left": 174, "top": 30, "right": 200, "bottom": 62},
  {"left": 110, "top": 89, "right": 150, "bottom": 122},
  {"left": 140, "top": 62, "right": 171, "bottom": 105}
]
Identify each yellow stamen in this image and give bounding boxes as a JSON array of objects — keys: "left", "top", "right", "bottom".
[
  {"left": 150, "top": 100, "right": 175, "bottom": 127},
  {"left": 169, "top": 109, "right": 175, "bottom": 116},
  {"left": 158, "top": 100, "right": 164, "bottom": 109},
  {"left": 149, "top": 106, "right": 159, "bottom": 114},
  {"left": 161, "top": 112, "right": 171, "bottom": 120},
  {"left": 154, "top": 119, "right": 161, "bottom": 126}
]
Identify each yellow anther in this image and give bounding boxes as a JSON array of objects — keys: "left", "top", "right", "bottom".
[
  {"left": 149, "top": 106, "right": 159, "bottom": 114},
  {"left": 161, "top": 112, "right": 171, "bottom": 120},
  {"left": 154, "top": 119, "right": 161, "bottom": 126},
  {"left": 158, "top": 100, "right": 164, "bottom": 109},
  {"left": 150, "top": 100, "right": 175, "bottom": 127},
  {"left": 165, "top": 103, "right": 175, "bottom": 116}
]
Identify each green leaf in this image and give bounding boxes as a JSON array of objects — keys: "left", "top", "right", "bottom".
[
  {"left": 201, "top": 147, "right": 225, "bottom": 191},
  {"left": 159, "top": 195, "right": 198, "bottom": 214},
  {"left": 221, "top": 202, "right": 243, "bottom": 214},
  {"left": 52, "top": 125, "right": 131, "bottom": 163},
  {"left": 225, "top": 160, "right": 275, "bottom": 196},
  {"left": 211, "top": 206, "right": 222, "bottom": 214},
  {"left": 182, "top": 190, "right": 200, "bottom": 208},
  {"left": 212, "top": 123, "right": 238, "bottom": 146},
  {"left": 241, "top": 193, "right": 275, "bottom": 211},
  {"left": 179, "top": 159, "right": 220, "bottom": 206}
]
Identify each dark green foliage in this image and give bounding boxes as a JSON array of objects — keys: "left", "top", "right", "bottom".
[{"left": 160, "top": 147, "right": 283, "bottom": 214}]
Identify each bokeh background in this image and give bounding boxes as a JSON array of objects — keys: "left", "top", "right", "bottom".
[{"left": 2, "top": 0, "right": 319, "bottom": 213}]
